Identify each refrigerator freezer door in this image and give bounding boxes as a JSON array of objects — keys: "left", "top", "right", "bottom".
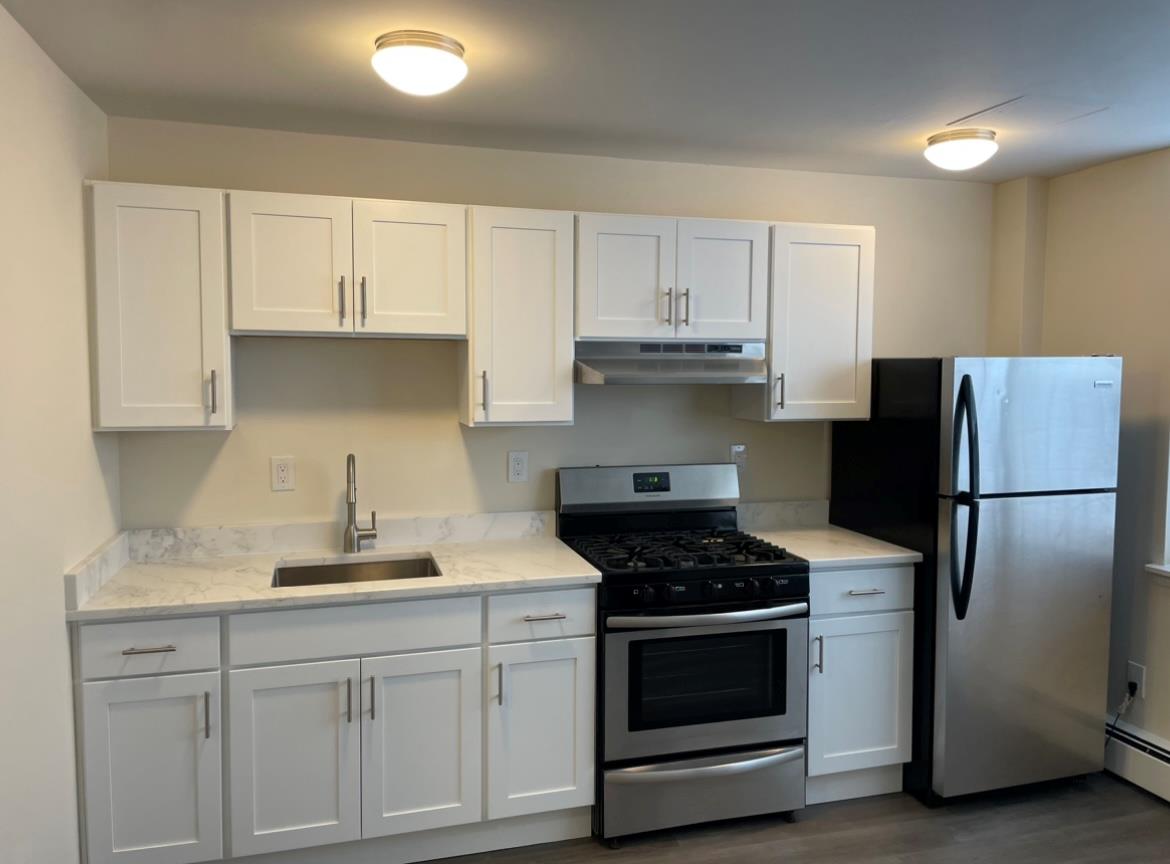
[
  {"left": 933, "top": 492, "right": 1115, "bottom": 798},
  {"left": 939, "top": 357, "right": 1122, "bottom": 496}
]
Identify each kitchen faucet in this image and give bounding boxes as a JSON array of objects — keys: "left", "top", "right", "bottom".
[{"left": 343, "top": 453, "right": 377, "bottom": 553}]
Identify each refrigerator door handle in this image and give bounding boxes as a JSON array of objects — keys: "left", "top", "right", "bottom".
[
  {"left": 952, "top": 374, "right": 980, "bottom": 498},
  {"left": 950, "top": 497, "right": 979, "bottom": 620},
  {"left": 950, "top": 373, "right": 981, "bottom": 620}
]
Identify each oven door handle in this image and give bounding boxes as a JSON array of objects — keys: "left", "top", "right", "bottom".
[
  {"left": 606, "top": 602, "right": 808, "bottom": 630},
  {"left": 607, "top": 745, "right": 804, "bottom": 785}
]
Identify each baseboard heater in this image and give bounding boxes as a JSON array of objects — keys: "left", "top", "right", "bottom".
[{"left": 1106, "top": 721, "right": 1170, "bottom": 802}]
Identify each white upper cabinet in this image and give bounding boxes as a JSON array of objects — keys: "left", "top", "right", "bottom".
[
  {"left": 576, "top": 213, "right": 676, "bottom": 339},
  {"left": 352, "top": 200, "right": 467, "bottom": 337},
  {"left": 464, "top": 206, "right": 574, "bottom": 426},
  {"left": 676, "top": 218, "right": 769, "bottom": 340},
  {"left": 229, "top": 191, "right": 353, "bottom": 334},
  {"left": 91, "top": 182, "right": 232, "bottom": 430}
]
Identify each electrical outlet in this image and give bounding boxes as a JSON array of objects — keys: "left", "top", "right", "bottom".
[
  {"left": 270, "top": 456, "right": 296, "bottom": 492},
  {"left": 1128, "top": 660, "right": 1147, "bottom": 699},
  {"left": 507, "top": 451, "right": 529, "bottom": 483},
  {"left": 730, "top": 443, "right": 748, "bottom": 470}
]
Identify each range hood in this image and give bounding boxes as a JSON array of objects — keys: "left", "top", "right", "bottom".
[{"left": 575, "top": 341, "right": 767, "bottom": 385}]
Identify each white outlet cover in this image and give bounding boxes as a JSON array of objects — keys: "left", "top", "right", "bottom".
[
  {"left": 730, "top": 443, "right": 748, "bottom": 469},
  {"left": 507, "top": 450, "right": 529, "bottom": 483},
  {"left": 270, "top": 456, "right": 295, "bottom": 492},
  {"left": 1127, "top": 660, "right": 1147, "bottom": 699}
]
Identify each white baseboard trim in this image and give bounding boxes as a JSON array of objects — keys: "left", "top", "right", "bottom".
[
  {"left": 805, "top": 765, "right": 903, "bottom": 805},
  {"left": 1106, "top": 720, "right": 1170, "bottom": 803},
  {"left": 244, "top": 808, "right": 592, "bottom": 864}
]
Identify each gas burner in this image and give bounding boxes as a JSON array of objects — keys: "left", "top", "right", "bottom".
[{"left": 567, "top": 529, "right": 791, "bottom": 575}]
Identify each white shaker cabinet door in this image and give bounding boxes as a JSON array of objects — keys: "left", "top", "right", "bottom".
[
  {"left": 360, "top": 648, "right": 482, "bottom": 838},
  {"left": 228, "top": 659, "right": 361, "bottom": 856},
  {"left": 576, "top": 213, "right": 677, "bottom": 339},
  {"left": 466, "top": 207, "right": 574, "bottom": 425},
  {"left": 676, "top": 218, "right": 769, "bottom": 340},
  {"left": 486, "top": 637, "right": 595, "bottom": 818},
  {"left": 91, "top": 182, "right": 231, "bottom": 429},
  {"left": 807, "top": 612, "right": 913, "bottom": 777},
  {"left": 352, "top": 199, "right": 467, "bottom": 337},
  {"left": 228, "top": 191, "right": 353, "bottom": 334},
  {"left": 81, "top": 672, "right": 222, "bottom": 864}
]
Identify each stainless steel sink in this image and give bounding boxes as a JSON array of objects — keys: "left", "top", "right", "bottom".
[{"left": 272, "top": 556, "right": 440, "bottom": 588}]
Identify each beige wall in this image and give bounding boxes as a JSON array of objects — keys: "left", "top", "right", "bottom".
[
  {"left": 0, "top": 8, "right": 118, "bottom": 863},
  {"left": 108, "top": 117, "right": 993, "bottom": 527},
  {"left": 1042, "top": 147, "right": 1170, "bottom": 739},
  {"left": 989, "top": 177, "right": 1047, "bottom": 355}
]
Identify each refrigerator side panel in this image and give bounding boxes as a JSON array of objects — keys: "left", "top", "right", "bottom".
[
  {"left": 933, "top": 492, "right": 1116, "bottom": 798},
  {"left": 939, "top": 357, "right": 1123, "bottom": 496}
]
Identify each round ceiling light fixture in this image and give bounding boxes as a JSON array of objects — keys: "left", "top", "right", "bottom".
[
  {"left": 371, "top": 30, "right": 467, "bottom": 96},
  {"left": 923, "top": 128, "right": 999, "bottom": 171}
]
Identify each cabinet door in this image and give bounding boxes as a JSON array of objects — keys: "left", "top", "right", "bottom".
[
  {"left": 676, "top": 218, "right": 769, "bottom": 340},
  {"left": 361, "top": 648, "right": 482, "bottom": 838},
  {"left": 229, "top": 659, "right": 360, "bottom": 856},
  {"left": 229, "top": 191, "right": 353, "bottom": 333},
  {"left": 770, "top": 223, "right": 874, "bottom": 420},
  {"left": 82, "top": 672, "right": 221, "bottom": 864},
  {"left": 576, "top": 213, "right": 676, "bottom": 339},
  {"left": 807, "top": 612, "right": 912, "bottom": 777},
  {"left": 353, "top": 200, "right": 467, "bottom": 336},
  {"left": 91, "top": 182, "right": 231, "bottom": 429},
  {"left": 487, "top": 637, "right": 594, "bottom": 819},
  {"left": 468, "top": 207, "right": 574, "bottom": 425}
]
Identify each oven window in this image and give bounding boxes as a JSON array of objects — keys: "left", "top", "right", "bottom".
[{"left": 628, "top": 629, "right": 787, "bottom": 730}]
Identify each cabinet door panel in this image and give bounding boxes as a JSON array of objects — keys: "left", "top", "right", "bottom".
[
  {"left": 229, "top": 191, "right": 353, "bottom": 333},
  {"left": 229, "top": 659, "right": 360, "bottom": 856},
  {"left": 361, "top": 648, "right": 482, "bottom": 838},
  {"left": 770, "top": 223, "right": 874, "bottom": 420},
  {"left": 353, "top": 200, "right": 467, "bottom": 336},
  {"left": 808, "top": 612, "right": 912, "bottom": 777},
  {"left": 92, "top": 182, "right": 230, "bottom": 429},
  {"left": 487, "top": 637, "right": 594, "bottom": 818},
  {"left": 577, "top": 213, "right": 676, "bottom": 339},
  {"left": 677, "top": 218, "right": 768, "bottom": 340},
  {"left": 82, "top": 672, "right": 221, "bottom": 864}
]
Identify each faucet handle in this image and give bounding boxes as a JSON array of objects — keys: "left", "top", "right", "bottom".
[{"left": 370, "top": 510, "right": 377, "bottom": 530}]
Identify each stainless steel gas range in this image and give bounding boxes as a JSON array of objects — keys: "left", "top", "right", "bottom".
[{"left": 556, "top": 463, "right": 811, "bottom": 842}]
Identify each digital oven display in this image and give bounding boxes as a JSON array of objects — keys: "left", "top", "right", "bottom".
[{"left": 633, "top": 472, "right": 670, "bottom": 493}]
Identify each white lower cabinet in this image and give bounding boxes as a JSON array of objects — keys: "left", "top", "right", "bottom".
[
  {"left": 228, "top": 659, "right": 361, "bottom": 856},
  {"left": 487, "top": 637, "right": 595, "bottom": 819},
  {"left": 360, "top": 648, "right": 482, "bottom": 838},
  {"left": 807, "top": 610, "right": 913, "bottom": 778},
  {"left": 81, "top": 672, "right": 222, "bottom": 864}
]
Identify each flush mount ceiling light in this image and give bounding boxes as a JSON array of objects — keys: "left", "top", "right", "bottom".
[
  {"left": 371, "top": 30, "right": 467, "bottom": 96},
  {"left": 923, "top": 128, "right": 999, "bottom": 171}
]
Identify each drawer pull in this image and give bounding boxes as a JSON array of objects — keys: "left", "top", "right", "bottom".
[
  {"left": 522, "top": 612, "right": 568, "bottom": 622},
  {"left": 121, "top": 644, "right": 177, "bottom": 656},
  {"left": 847, "top": 589, "right": 887, "bottom": 596}
]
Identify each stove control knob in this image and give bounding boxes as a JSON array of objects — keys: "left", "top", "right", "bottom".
[
  {"left": 667, "top": 583, "right": 694, "bottom": 604},
  {"left": 757, "top": 576, "right": 790, "bottom": 598},
  {"left": 703, "top": 580, "right": 725, "bottom": 601},
  {"left": 730, "top": 579, "right": 758, "bottom": 599},
  {"left": 642, "top": 584, "right": 659, "bottom": 605}
]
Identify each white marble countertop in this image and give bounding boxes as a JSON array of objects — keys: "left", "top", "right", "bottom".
[
  {"left": 68, "top": 537, "right": 600, "bottom": 622},
  {"left": 758, "top": 526, "right": 922, "bottom": 570}
]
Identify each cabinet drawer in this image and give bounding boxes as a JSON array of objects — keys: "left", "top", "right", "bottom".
[
  {"left": 811, "top": 566, "right": 914, "bottom": 616},
  {"left": 228, "top": 596, "right": 481, "bottom": 666},
  {"left": 79, "top": 617, "right": 220, "bottom": 680},
  {"left": 488, "top": 588, "right": 595, "bottom": 643}
]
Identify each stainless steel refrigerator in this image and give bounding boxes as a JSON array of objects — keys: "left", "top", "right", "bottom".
[{"left": 830, "top": 356, "right": 1122, "bottom": 801}]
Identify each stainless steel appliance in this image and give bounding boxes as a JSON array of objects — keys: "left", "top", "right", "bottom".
[
  {"left": 556, "top": 463, "right": 810, "bottom": 840},
  {"left": 830, "top": 356, "right": 1122, "bottom": 802},
  {"left": 574, "top": 341, "right": 768, "bottom": 385}
]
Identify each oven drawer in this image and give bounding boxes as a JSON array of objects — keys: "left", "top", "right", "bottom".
[
  {"left": 811, "top": 566, "right": 914, "bottom": 615},
  {"left": 488, "top": 588, "right": 595, "bottom": 643},
  {"left": 602, "top": 744, "right": 805, "bottom": 838}
]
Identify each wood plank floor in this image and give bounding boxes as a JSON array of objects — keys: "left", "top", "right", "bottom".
[{"left": 454, "top": 775, "right": 1170, "bottom": 863}]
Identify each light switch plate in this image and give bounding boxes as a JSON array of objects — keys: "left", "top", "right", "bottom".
[
  {"left": 730, "top": 443, "right": 748, "bottom": 471},
  {"left": 270, "top": 456, "right": 295, "bottom": 491},
  {"left": 508, "top": 451, "right": 529, "bottom": 483}
]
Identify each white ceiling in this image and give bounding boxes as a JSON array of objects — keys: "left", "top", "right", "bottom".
[{"left": 7, "top": 0, "right": 1170, "bottom": 182}]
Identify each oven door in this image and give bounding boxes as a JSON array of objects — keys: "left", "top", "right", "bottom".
[{"left": 604, "top": 603, "right": 809, "bottom": 762}]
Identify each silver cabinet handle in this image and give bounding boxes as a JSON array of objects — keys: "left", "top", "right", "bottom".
[
  {"left": 360, "top": 276, "right": 368, "bottom": 327},
  {"left": 681, "top": 288, "right": 691, "bottom": 325},
  {"left": 848, "top": 588, "right": 887, "bottom": 596},
  {"left": 664, "top": 287, "right": 673, "bottom": 325},
  {"left": 607, "top": 602, "right": 808, "bottom": 630},
  {"left": 121, "top": 645, "right": 176, "bottom": 656},
  {"left": 496, "top": 663, "right": 504, "bottom": 706},
  {"left": 339, "top": 275, "right": 346, "bottom": 325},
  {"left": 346, "top": 677, "right": 353, "bottom": 723},
  {"left": 209, "top": 369, "right": 218, "bottom": 415},
  {"left": 813, "top": 635, "right": 824, "bottom": 673},
  {"left": 481, "top": 370, "right": 489, "bottom": 419},
  {"left": 776, "top": 373, "right": 786, "bottom": 409},
  {"left": 608, "top": 746, "right": 803, "bottom": 785},
  {"left": 369, "top": 676, "right": 376, "bottom": 721},
  {"left": 523, "top": 613, "right": 567, "bottom": 622},
  {"left": 204, "top": 691, "right": 211, "bottom": 739}
]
